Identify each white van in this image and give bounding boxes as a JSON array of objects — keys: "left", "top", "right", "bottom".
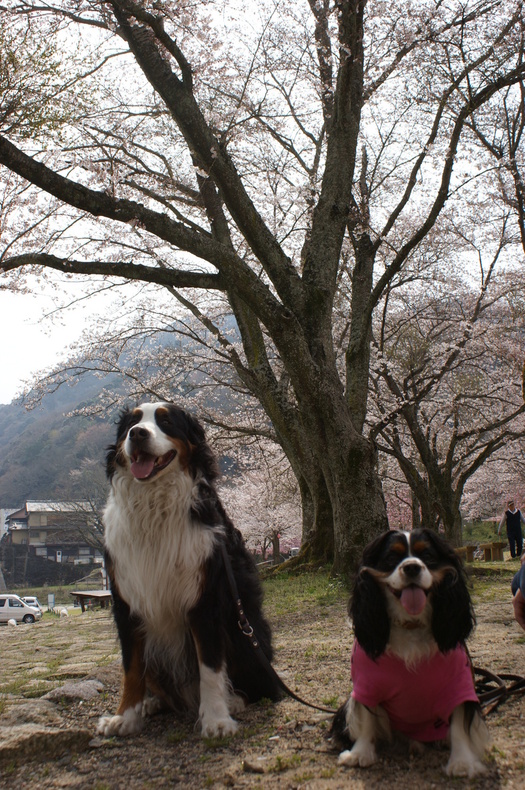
[
  {"left": 22, "top": 596, "right": 43, "bottom": 613},
  {"left": 0, "top": 594, "right": 42, "bottom": 624}
]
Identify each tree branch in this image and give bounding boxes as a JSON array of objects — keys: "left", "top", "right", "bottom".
[
  {"left": 108, "top": 0, "right": 302, "bottom": 309},
  {"left": 0, "top": 252, "right": 223, "bottom": 289}
]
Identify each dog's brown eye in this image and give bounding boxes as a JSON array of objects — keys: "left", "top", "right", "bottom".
[
  {"left": 382, "top": 550, "right": 407, "bottom": 570},
  {"left": 412, "top": 545, "right": 438, "bottom": 566}
]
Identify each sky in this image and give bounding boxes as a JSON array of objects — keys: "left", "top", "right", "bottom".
[{"left": 0, "top": 285, "right": 97, "bottom": 405}]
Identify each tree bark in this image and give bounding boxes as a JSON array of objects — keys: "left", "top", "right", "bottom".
[
  {"left": 411, "top": 491, "right": 421, "bottom": 530},
  {"left": 298, "top": 471, "right": 334, "bottom": 563}
]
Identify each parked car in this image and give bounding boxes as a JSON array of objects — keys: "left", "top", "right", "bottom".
[
  {"left": 0, "top": 594, "right": 42, "bottom": 624},
  {"left": 22, "top": 596, "right": 43, "bottom": 613}
]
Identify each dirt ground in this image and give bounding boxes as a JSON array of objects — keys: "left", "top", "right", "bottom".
[{"left": 0, "top": 571, "right": 524, "bottom": 789}]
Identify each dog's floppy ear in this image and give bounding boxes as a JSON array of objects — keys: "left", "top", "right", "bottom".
[
  {"left": 163, "top": 405, "right": 219, "bottom": 483},
  {"left": 350, "top": 570, "right": 390, "bottom": 659},
  {"left": 106, "top": 406, "right": 135, "bottom": 480},
  {"left": 424, "top": 530, "right": 475, "bottom": 651},
  {"left": 349, "top": 531, "right": 393, "bottom": 659}
]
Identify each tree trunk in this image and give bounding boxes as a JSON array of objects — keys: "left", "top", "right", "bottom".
[
  {"left": 411, "top": 491, "right": 421, "bottom": 529},
  {"left": 328, "top": 434, "right": 388, "bottom": 577},
  {"left": 298, "top": 470, "right": 334, "bottom": 563},
  {"left": 271, "top": 531, "right": 282, "bottom": 565},
  {"left": 437, "top": 496, "right": 463, "bottom": 547},
  {"left": 347, "top": 234, "right": 375, "bottom": 433},
  {"left": 418, "top": 489, "right": 439, "bottom": 531}
]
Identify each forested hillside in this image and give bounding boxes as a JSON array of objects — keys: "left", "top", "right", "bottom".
[{"left": 0, "top": 374, "right": 121, "bottom": 508}]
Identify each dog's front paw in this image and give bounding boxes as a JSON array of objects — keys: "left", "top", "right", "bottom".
[
  {"left": 201, "top": 714, "right": 239, "bottom": 738},
  {"left": 97, "top": 706, "right": 143, "bottom": 737},
  {"left": 338, "top": 742, "right": 377, "bottom": 768},
  {"left": 445, "top": 756, "right": 486, "bottom": 778}
]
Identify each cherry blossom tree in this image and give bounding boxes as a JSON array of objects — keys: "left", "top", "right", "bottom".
[
  {"left": 461, "top": 442, "right": 525, "bottom": 524},
  {"left": 1, "top": 1, "right": 525, "bottom": 571},
  {"left": 370, "top": 237, "right": 525, "bottom": 544},
  {"left": 220, "top": 441, "right": 302, "bottom": 564}
]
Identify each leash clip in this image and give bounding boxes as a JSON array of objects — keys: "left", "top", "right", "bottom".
[
  {"left": 237, "top": 601, "right": 254, "bottom": 637},
  {"left": 238, "top": 619, "right": 254, "bottom": 637}
]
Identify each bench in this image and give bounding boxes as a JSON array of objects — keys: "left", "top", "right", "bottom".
[
  {"left": 70, "top": 590, "right": 112, "bottom": 613},
  {"left": 479, "top": 541, "right": 508, "bottom": 561}
]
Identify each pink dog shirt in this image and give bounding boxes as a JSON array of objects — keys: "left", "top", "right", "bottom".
[{"left": 351, "top": 641, "right": 479, "bottom": 741}]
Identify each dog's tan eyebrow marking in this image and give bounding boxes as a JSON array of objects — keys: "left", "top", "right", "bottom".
[
  {"left": 390, "top": 541, "right": 406, "bottom": 553},
  {"left": 156, "top": 407, "right": 169, "bottom": 417},
  {"left": 131, "top": 408, "right": 143, "bottom": 418},
  {"left": 412, "top": 540, "right": 429, "bottom": 553}
]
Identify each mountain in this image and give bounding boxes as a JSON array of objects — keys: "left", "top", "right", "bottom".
[
  {"left": 0, "top": 319, "right": 245, "bottom": 509},
  {"left": 0, "top": 373, "right": 121, "bottom": 508}
]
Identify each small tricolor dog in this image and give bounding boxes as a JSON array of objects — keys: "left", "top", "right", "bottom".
[
  {"left": 97, "top": 402, "right": 280, "bottom": 739},
  {"left": 331, "top": 528, "right": 490, "bottom": 777}
]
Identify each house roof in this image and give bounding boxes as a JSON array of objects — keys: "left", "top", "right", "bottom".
[
  {"left": 25, "top": 501, "right": 92, "bottom": 513},
  {"left": 6, "top": 508, "right": 27, "bottom": 520},
  {"left": 6, "top": 502, "right": 94, "bottom": 525}
]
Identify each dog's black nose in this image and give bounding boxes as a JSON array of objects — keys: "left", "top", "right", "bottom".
[
  {"left": 129, "top": 426, "right": 150, "bottom": 442},
  {"left": 402, "top": 561, "right": 422, "bottom": 579}
]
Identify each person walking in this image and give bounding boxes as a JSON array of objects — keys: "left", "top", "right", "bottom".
[{"left": 498, "top": 499, "right": 525, "bottom": 558}]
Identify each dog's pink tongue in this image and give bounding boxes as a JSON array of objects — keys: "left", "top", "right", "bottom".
[
  {"left": 131, "top": 456, "right": 155, "bottom": 479},
  {"left": 400, "top": 586, "right": 427, "bottom": 615}
]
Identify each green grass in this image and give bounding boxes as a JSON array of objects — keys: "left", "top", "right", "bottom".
[
  {"left": 263, "top": 570, "right": 347, "bottom": 617},
  {"left": 471, "top": 576, "right": 512, "bottom": 604},
  {"left": 270, "top": 754, "right": 302, "bottom": 773},
  {"left": 0, "top": 675, "right": 31, "bottom": 696},
  {"left": 202, "top": 734, "right": 236, "bottom": 750}
]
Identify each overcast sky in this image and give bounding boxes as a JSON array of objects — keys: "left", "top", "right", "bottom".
[{"left": 0, "top": 286, "right": 96, "bottom": 406}]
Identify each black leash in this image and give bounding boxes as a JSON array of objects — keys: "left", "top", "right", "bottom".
[
  {"left": 474, "top": 666, "right": 525, "bottom": 715},
  {"left": 220, "top": 543, "right": 336, "bottom": 715}
]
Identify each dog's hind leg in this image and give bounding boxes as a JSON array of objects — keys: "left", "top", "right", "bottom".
[
  {"left": 446, "top": 703, "right": 489, "bottom": 778},
  {"left": 227, "top": 690, "right": 247, "bottom": 715},
  {"left": 338, "top": 698, "right": 390, "bottom": 768}
]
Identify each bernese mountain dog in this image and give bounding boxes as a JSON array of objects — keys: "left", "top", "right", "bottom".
[
  {"left": 331, "top": 528, "right": 490, "bottom": 777},
  {"left": 97, "top": 402, "right": 280, "bottom": 739}
]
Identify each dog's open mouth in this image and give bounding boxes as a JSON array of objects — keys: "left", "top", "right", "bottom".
[
  {"left": 130, "top": 450, "right": 177, "bottom": 480},
  {"left": 390, "top": 584, "right": 428, "bottom": 616}
]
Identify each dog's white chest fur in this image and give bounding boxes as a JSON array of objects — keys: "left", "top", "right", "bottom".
[{"left": 104, "top": 469, "right": 217, "bottom": 647}]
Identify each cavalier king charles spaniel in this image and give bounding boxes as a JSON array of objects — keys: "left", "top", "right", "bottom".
[{"left": 331, "top": 528, "right": 489, "bottom": 777}]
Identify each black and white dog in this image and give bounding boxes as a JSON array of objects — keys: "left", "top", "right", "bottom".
[
  {"left": 97, "top": 402, "right": 280, "bottom": 739},
  {"left": 331, "top": 529, "right": 489, "bottom": 777}
]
